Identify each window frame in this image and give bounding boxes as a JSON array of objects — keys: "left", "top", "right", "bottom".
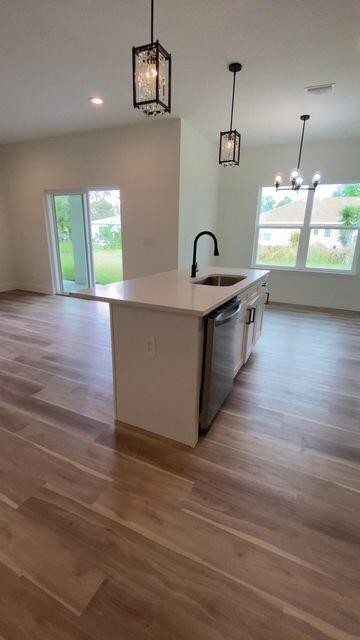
[{"left": 252, "top": 185, "right": 360, "bottom": 275}]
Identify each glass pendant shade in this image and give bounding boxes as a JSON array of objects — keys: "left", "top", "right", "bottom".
[
  {"left": 132, "top": 41, "right": 171, "bottom": 116},
  {"left": 219, "top": 130, "right": 241, "bottom": 166}
]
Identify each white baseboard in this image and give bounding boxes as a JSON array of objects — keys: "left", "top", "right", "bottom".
[
  {"left": 0, "top": 282, "right": 17, "bottom": 292},
  {"left": 270, "top": 294, "right": 360, "bottom": 312},
  {"left": 15, "top": 283, "right": 56, "bottom": 295}
]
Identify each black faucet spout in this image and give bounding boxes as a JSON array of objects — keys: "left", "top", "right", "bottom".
[{"left": 191, "top": 231, "right": 220, "bottom": 278}]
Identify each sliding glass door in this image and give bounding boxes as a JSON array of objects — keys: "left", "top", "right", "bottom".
[{"left": 48, "top": 188, "right": 123, "bottom": 294}]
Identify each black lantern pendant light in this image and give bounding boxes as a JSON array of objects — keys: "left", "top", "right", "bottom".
[
  {"left": 274, "top": 115, "right": 321, "bottom": 192},
  {"left": 132, "top": 0, "right": 172, "bottom": 116},
  {"left": 219, "top": 62, "right": 242, "bottom": 166}
]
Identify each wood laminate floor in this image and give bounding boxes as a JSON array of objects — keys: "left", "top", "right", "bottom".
[{"left": 0, "top": 290, "right": 359, "bottom": 640}]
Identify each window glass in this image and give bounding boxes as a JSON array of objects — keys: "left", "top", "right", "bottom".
[
  {"left": 256, "top": 228, "right": 301, "bottom": 267},
  {"left": 311, "top": 184, "right": 360, "bottom": 225},
  {"left": 88, "top": 189, "right": 123, "bottom": 284},
  {"left": 306, "top": 229, "right": 358, "bottom": 270},
  {"left": 259, "top": 187, "right": 308, "bottom": 225}
]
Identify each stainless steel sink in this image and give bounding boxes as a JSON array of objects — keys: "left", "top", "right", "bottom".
[{"left": 194, "top": 275, "right": 246, "bottom": 286}]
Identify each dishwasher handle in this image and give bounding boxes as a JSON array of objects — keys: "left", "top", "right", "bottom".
[{"left": 214, "top": 301, "right": 241, "bottom": 326}]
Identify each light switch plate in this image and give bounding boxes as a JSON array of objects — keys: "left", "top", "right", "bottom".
[{"left": 145, "top": 337, "right": 156, "bottom": 358}]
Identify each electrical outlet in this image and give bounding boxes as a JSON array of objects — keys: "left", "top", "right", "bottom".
[{"left": 145, "top": 337, "right": 156, "bottom": 358}]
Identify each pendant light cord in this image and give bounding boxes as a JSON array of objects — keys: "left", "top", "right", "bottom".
[
  {"left": 297, "top": 118, "right": 307, "bottom": 171},
  {"left": 151, "top": 0, "right": 154, "bottom": 43},
  {"left": 229, "top": 70, "right": 236, "bottom": 131}
]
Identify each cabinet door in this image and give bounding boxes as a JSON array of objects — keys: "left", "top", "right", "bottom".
[
  {"left": 253, "top": 298, "right": 263, "bottom": 345},
  {"left": 233, "top": 303, "right": 248, "bottom": 376},
  {"left": 253, "top": 282, "right": 269, "bottom": 345},
  {"left": 243, "top": 305, "right": 256, "bottom": 363}
]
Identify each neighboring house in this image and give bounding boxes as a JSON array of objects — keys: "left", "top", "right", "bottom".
[
  {"left": 260, "top": 196, "right": 360, "bottom": 247},
  {"left": 91, "top": 215, "right": 121, "bottom": 241}
]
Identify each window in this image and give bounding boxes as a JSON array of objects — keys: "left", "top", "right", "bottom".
[{"left": 253, "top": 183, "right": 360, "bottom": 273}]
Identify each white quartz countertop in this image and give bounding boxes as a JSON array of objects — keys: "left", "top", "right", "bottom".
[{"left": 70, "top": 267, "right": 270, "bottom": 316}]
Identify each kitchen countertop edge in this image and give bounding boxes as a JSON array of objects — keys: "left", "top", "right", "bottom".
[{"left": 70, "top": 267, "right": 270, "bottom": 317}]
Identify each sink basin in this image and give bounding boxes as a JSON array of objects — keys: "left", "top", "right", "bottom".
[{"left": 194, "top": 275, "right": 246, "bottom": 287}]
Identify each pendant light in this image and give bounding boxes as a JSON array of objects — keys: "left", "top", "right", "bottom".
[
  {"left": 274, "top": 115, "right": 321, "bottom": 191},
  {"left": 219, "top": 63, "right": 242, "bottom": 167},
  {"left": 132, "top": 0, "right": 172, "bottom": 116}
]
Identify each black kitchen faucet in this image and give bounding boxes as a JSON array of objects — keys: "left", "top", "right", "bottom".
[{"left": 191, "top": 231, "right": 219, "bottom": 278}]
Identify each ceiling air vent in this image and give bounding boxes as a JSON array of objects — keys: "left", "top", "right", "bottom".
[{"left": 305, "top": 83, "right": 335, "bottom": 95}]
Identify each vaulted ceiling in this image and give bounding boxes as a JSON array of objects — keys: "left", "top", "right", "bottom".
[{"left": 0, "top": 0, "right": 359, "bottom": 145}]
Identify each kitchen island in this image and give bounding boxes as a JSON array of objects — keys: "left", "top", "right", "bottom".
[{"left": 71, "top": 267, "right": 270, "bottom": 446}]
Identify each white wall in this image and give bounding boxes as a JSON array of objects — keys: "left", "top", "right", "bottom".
[
  {"left": 0, "top": 119, "right": 181, "bottom": 293},
  {"left": 217, "top": 137, "right": 360, "bottom": 311},
  {"left": 178, "top": 120, "right": 219, "bottom": 270},
  {"left": 0, "top": 171, "right": 15, "bottom": 291},
  {"left": 1, "top": 120, "right": 358, "bottom": 311}
]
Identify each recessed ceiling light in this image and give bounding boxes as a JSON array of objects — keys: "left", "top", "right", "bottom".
[{"left": 89, "top": 96, "right": 104, "bottom": 105}]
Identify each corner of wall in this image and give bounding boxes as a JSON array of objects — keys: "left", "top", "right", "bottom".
[{"left": 0, "top": 157, "right": 17, "bottom": 291}]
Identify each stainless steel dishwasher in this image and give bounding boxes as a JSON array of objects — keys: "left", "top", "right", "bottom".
[{"left": 199, "top": 296, "right": 241, "bottom": 430}]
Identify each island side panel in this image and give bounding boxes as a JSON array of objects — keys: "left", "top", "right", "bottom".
[{"left": 110, "top": 304, "right": 204, "bottom": 447}]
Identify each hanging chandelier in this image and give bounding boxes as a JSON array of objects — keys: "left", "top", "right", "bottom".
[
  {"left": 274, "top": 115, "right": 321, "bottom": 192},
  {"left": 219, "top": 62, "right": 242, "bottom": 167},
  {"left": 132, "top": 0, "right": 172, "bottom": 116}
]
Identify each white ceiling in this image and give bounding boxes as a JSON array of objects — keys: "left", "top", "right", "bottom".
[{"left": 0, "top": 0, "right": 359, "bottom": 145}]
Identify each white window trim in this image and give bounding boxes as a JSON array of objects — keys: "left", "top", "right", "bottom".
[{"left": 251, "top": 185, "right": 360, "bottom": 276}]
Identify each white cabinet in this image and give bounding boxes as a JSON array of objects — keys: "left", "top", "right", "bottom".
[
  {"left": 232, "top": 277, "right": 270, "bottom": 377},
  {"left": 233, "top": 302, "right": 248, "bottom": 376},
  {"left": 243, "top": 291, "right": 260, "bottom": 363},
  {"left": 253, "top": 281, "right": 269, "bottom": 345}
]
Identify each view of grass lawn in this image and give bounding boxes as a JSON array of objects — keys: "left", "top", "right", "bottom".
[
  {"left": 306, "top": 242, "right": 355, "bottom": 270},
  {"left": 257, "top": 246, "right": 297, "bottom": 267},
  {"left": 257, "top": 242, "right": 355, "bottom": 270},
  {"left": 59, "top": 242, "right": 123, "bottom": 284},
  {"left": 93, "top": 246, "right": 123, "bottom": 283},
  {"left": 58, "top": 242, "right": 75, "bottom": 280}
]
